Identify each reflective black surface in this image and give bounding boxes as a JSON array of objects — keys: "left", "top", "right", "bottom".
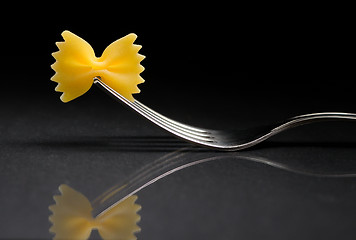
[{"left": 1, "top": 87, "right": 356, "bottom": 239}]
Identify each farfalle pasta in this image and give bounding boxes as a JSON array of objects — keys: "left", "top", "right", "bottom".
[
  {"left": 51, "top": 31, "right": 145, "bottom": 102},
  {"left": 49, "top": 184, "right": 141, "bottom": 240}
]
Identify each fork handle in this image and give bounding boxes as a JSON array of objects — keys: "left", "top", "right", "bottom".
[{"left": 274, "top": 112, "right": 356, "bottom": 133}]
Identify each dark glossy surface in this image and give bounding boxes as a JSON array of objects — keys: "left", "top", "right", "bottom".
[{"left": 1, "top": 83, "right": 356, "bottom": 239}]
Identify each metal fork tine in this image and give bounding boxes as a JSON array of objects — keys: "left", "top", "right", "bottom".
[
  {"left": 133, "top": 100, "right": 209, "bottom": 134},
  {"left": 93, "top": 78, "right": 215, "bottom": 144},
  {"left": 132, "top": 100, "right": 212, "bottom": 138},
  {"left": 131, "top": 100, "right": 215, "bottom": 142}
]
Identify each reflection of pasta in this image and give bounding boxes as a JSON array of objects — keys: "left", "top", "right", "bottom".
[
  {"left": 51, "top": 31, "right": 145, "bottom": 102},
  {"left": 49, "top": 184, "right": 141, "bottom": 240}
]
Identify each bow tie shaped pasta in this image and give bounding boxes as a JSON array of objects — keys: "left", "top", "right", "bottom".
[
  {"left": 49, "top": 184, "right": 141, "bottom": 240},
  {"left": 51, "top": 31, "right": 145, "bottom": 102}
]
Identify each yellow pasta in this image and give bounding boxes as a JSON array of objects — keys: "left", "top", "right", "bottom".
[
  {"left": 49, "top": 184, "right": 141, "bottom": 240},
  {"left": 51, "top": 31, "right": 145, "bottom": 102}
]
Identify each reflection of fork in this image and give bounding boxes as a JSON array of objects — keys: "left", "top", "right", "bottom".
[
  {"left": 91, "top": 147, "right": 356, "bottom": 218},
  {"left": 94, "top": 77, "right": 356, "bottom": 150}
]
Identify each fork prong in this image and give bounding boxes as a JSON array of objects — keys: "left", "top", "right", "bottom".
[
  {"left": 133, "top": 100, "right": 209, "bottom": 134},
  {"left": 132, "top": 105, "right": 216, "bottom": 143},
  {"left": 93, "top": 77, "right": 209, "bottom": 135},
  {"left": 133, "top": 100, "right": 212, "bottom": 138},
  {"left": 132, "top": 100, "right": 215, "bottom": 142},
  {"left": 93, "top": 78, "right": 215, "bottom": 144}
]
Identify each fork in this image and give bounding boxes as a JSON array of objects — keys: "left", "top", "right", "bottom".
[{"left": 94, "top": 77, "right": 356, "bottom": 150}]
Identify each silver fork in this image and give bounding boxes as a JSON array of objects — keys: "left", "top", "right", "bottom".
[{"left": 94, "top": 77, "right": 356, "bottom": 151}]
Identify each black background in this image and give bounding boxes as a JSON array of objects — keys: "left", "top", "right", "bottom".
[{"left": 1, "top": 4, "right": 354, "bottom": 119}]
